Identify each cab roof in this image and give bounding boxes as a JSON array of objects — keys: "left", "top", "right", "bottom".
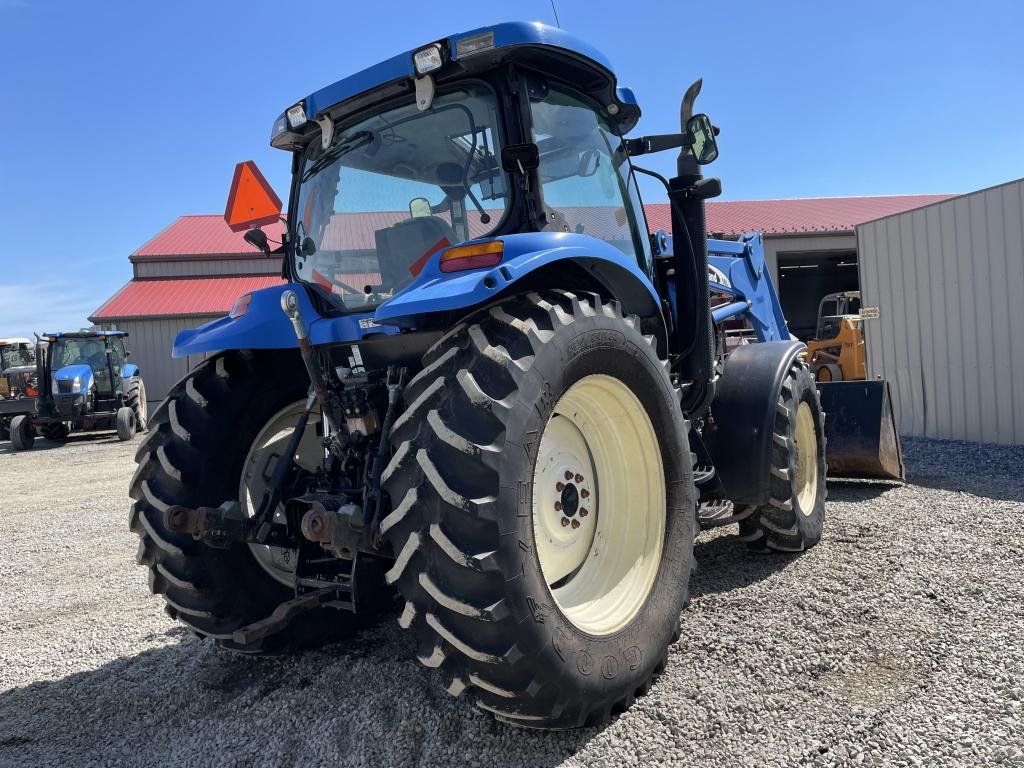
[
  {"left": 0, "top": 337, "right": 31, "bottom": 346},
  {"left": 45, "top": 331, "right": 127, "bottom": 339},
  {"left": 274, "top": 21, "right": 640, "bottom": 149}
]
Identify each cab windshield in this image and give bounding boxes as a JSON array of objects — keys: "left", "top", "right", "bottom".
[
  {"left": 293, "top": 83, "right": 509, "bottom": 311},
  {"left": 53, "top": 338, "right": 107, "bottom": 370}
]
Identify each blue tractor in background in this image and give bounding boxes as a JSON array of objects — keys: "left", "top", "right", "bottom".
[
  {"left": 9, "top": 331, "right": 147, "bottom": 450},
  {"left": 132, "top": 22, "right": 835, "bottom": 729}
]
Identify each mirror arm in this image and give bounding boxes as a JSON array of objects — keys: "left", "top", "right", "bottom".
[{"left": 624, "top": 133, "right": 691, "bottom": 157}]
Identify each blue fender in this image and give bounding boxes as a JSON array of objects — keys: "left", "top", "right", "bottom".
[
  {"left": 54, "top": 364, "right": 94, "bottom": 395},
  {"left": 172, "top": 234, "right": 661, "bottom": 358},
  {"left": 121, "top": 363, "right": 140, "bottom": 379},
  {"left": 172, "top": 282, "right": 399, "bottom": 358},
  {"left": 373, "top": 232, "right": 663, "bottom": 330}
]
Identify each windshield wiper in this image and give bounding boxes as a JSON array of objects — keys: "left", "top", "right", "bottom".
[{"left": 301, "top": 130, "right": 374, "bottom": 182}]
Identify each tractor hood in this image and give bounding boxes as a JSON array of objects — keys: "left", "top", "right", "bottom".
[
  {"left": 271, "top": 21, "right": 640, "bottom": 150},
  {"left": 53, "top": 364, "right": 93, "bottom": 395}
]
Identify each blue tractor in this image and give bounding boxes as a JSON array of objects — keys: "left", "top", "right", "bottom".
[
  {"left": 10, "top": 331, "right": 147, "bottom": 450},
  {"left": 133, "top": 23, "right": 831, "bottom": 728}
]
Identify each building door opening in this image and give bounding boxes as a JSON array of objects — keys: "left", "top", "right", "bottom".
[{"left": 777, "top": 250, "right": 859, "bottom": 340}]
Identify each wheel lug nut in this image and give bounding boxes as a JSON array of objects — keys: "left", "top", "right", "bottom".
[
  {"left": 556, "top": 482, "right": 565, "bottom": 492},
  {"left": 579, "top": 508, "right": 589, "bottom": 517},
  {"left": 561, "top": 518, "right": 570, "bottom": 527},
  {"left": 571, "top": 519, "right": 580, "bottom": 529},
  {"left": 574, "top": 473, "right": 583, "bottom": 483},
  {"left": 581, "top": 489, "right": 590, "bottom": 499},
  {"left": 554, "top": 501, "right": 562, "bottom": 511},
  {"left": 564, "top": 470, "right": 573, "bottom": 481}
]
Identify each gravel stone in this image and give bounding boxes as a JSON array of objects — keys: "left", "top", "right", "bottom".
[{"left": 1, "top": 434, "right": 1022, "bottom": 767}]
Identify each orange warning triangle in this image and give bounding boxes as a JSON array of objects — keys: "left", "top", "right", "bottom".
[{"left": 224, "top": 161, "right": 283, "bottom": 232}]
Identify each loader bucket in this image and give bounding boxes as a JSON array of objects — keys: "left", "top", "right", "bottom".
[{"left": 818, "top": 380, "right": 905, "bottom": 481}]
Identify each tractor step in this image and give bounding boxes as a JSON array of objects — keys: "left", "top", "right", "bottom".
[
  {"left": 693, "top": 463, "right": 716, "bottom": 487},
  {"left": 697, "top": 498, "right": 754, "bottom": 528}
]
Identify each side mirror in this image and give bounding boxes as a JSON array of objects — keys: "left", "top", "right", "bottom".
[
  {"left": 578, "top": 149, "right": 601, "bottom": 178},
  {"left": 243, "top": 227, "right": 271, "bottom": 254},
  {"left": 224, "top": 160, "right": 283, "bottom": 232},
  {"left": 409, "top": 197, "right": 431, "bottom": 218},
  {"left": 686, "top": 113, "right": 719, "bottom": 165}
]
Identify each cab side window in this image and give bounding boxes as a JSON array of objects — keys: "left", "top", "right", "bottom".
[
  {"left": 530, "top": 85, "right": 653, "bottom": 276},
  {"left": 108, "top": 338, "right": 126, "bottom": 379}
]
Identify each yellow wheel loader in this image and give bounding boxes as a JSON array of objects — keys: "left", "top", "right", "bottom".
[{"left": 808, "top": 291, "right": 904, "bottom": 481}]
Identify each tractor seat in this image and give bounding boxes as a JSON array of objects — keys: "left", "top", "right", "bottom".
[{"left": 374, "top": 216, "right": 456, "bottom": 292}]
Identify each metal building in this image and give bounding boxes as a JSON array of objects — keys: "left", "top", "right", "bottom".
[{"left": 856, "top": 177, "right": 1024, "bottom": 445}]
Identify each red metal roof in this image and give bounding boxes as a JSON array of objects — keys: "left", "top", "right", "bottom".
[
  {"left": 91, "top": 276, "right": 285, "bottom": 320},
  {"left": 645, "top": 194, "right": 955, "bottom": 236},
  {"left": 134, "top": 195, "right": 954, "bottom": 259},
  {"left": 133, "top": 215, "right": 287, "bottom": 259}
]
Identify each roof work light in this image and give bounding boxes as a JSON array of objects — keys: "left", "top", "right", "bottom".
[
  {"left": 286, "top": 102, "right": 307, "bottom": 129},
  {"left": 413, "top": 44, "right": 444, "bottom": 75}
]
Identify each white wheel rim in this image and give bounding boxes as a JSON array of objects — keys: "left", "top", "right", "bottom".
[
  {"left": 139, "top": 381, "right": 147, "bottom": 421},
  {"left": 794, "top": 401, "right": 818, "bottom": 513},
  {"left": 532, "top": 374, "right": 665, "bottom": 636},
  {"left": 239, "top": 400, "right": 323, "bottom": 586}
]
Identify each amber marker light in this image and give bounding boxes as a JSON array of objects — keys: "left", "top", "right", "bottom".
[
  {"left": 229, "top": 293, "right": 253, "bottom": 318},
  {"left": 439, "top": 240, "right": 504, "bottom": 273}
]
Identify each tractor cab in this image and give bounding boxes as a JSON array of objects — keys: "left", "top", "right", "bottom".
[
  {"left": 0, "top": 338, "right": 37, "bottom": 398},
  {"left": 814, "top": 290, "right": 861, "bottom": 341},
  {"left": 223, "top": 22, "right": 716, "bottom": 349},
  {"left": 270, "top": 25, "right": 650, "bottom": 314}
]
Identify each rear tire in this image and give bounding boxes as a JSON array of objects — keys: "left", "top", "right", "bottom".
[
  {"left": 739, "top": 359, "right": 826, "bottom": 552},
  {"left": 380, "top": 291, "right": 695, "bottom": 729},
  {"left": 125, "top": 377, "right": 148, "bottom": 431},
  {"left": 129, "top": 351, "right": 356, "bottom": 654},
  {"left": 10, "top": 415, "right": 34, "bottom": 450},
  {"left": 40, "top": 422, "right": 70, "bottom": 441},
  {"left": 116, "top": 407, "right": 137, "bottom": 441}
]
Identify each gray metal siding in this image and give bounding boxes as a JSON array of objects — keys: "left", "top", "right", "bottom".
[
  {"left": 133, "top": 258, "right": 281, "bottom": 278},
  {"left": 100, "top": 316, "right": 221, "bottom": 404},
  {"left": 856, "top": 178, "right": 1024, "bottom": 444}
]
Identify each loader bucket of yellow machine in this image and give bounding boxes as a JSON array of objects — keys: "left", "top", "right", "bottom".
[{"left": 818, "top": 380, "right": 905, "bottom": 481}]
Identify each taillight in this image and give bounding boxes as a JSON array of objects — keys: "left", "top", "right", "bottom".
[{"left": 439, "top": 240, "right": 503, "bottom": 273}]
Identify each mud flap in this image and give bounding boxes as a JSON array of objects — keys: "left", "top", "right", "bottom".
[{"left": 818, "top": 380, "right": 904, "bottom": 481}]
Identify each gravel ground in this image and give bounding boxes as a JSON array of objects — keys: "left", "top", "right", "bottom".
[{"left": 1, "top": 433, "right": 1022, "bottom": 767}]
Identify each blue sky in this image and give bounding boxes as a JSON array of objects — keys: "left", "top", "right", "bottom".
[{"left": 1, "top": 0, "right": 1021, "bottom": 338}]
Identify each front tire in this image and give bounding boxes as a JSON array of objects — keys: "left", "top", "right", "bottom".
[
  {"left": 129, "top": 351, "right": 355, "bottom": 653},
  {"left": 739, "top": 359, "right": 827, "bottom": 552},
  {"left": 380, "top": 291, "right": 695, "bottom": 729},
  {"left": 115, "top": 407, "right": 137, "bottom": 441}
]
